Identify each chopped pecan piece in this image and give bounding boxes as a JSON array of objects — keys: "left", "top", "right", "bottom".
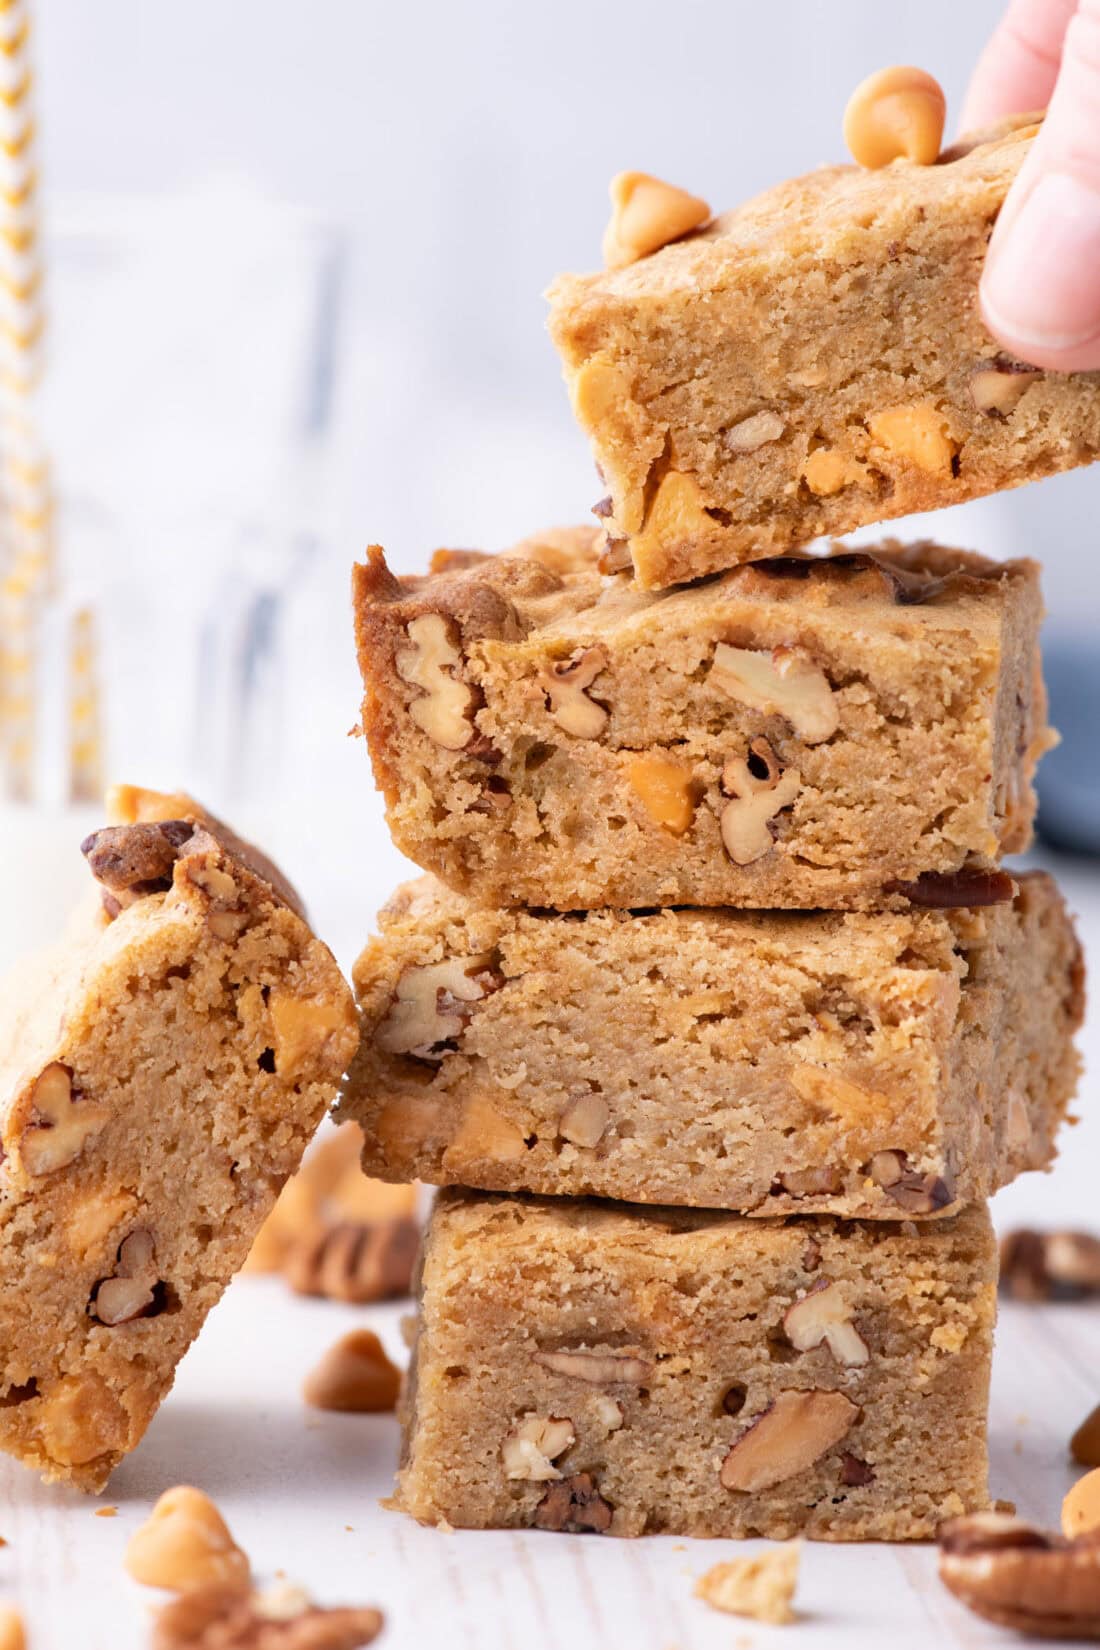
[
  {"left": 534, "top": 1349, "right": 651, "bottom": 1385},
  {"left": 538, "top": 647, "right": 610, "bottom": 739},
  {"left": 720, "top": 738, "right": 801, "bottom": 864},
  {"left": 533, "top": 1471, "right": 613, "bottom": 1533},
  {"left": 81, "top": 820, "right": 193, "bottom": 913},
  {"left": 16, "top": 1063, "right": 109, "bottom": 1176},
  {"left": 839, "top": 1452, "right": 875, "bottom": 1487},
  {"left": 783, "top": 1280, "right": 869, "bottom": 1368},
  {"left": 91, "top": 1228, "right": 161, "bottom": 1326},
  {"left": 720, "top": 1390, "right": 859, "bottom": 1492},
  {"left": 866, "top": 1149, "right": 952, "bottom": 1214}
]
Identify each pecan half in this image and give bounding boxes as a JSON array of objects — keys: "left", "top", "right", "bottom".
[
  {"left": 939, "top": 1512, "right": 1100, "bottom": 1639},
  {"left": 91, "top": 1229, "right": 161, "bottom": 1325},
  {"left": 283, "top": 1216, "right": 419, "bottom": 1305},
  {"left": 152, "top": 1582, "right": 384, "bottom": 1650},
  {"left": 1000, "top": 1228, "right": 1100, "bottom": 1302},
  {"left": 866, "top": 1149, "right": 953, "bottom": 1214}
]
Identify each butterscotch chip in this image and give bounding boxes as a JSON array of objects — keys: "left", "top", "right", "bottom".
[
  {"left": 843, "top": 66, "right": 946, "bottom": 169},
  {"left": 1064, "top": 1469, "right": 1100, "bottom": 1539},
  {"left": 868, "top": 402, "right": 957, "bottom": 475},
  {"left": 303, "top": 1329, "right": 401, "bottom": 1413},
  {"left": 602, "top": 172, "right": 710, "bottom": 269},
  {"left": 626, "top": 754, "right": 697, "bottom": 835},
  {"left": 0, "top": 1609, "right": 24, "bottom": 1650},
  {"left": 695, "top": 1543, "right": 800, "bottom": 1625},
  {"left": 125, "top": 1485, "right": 250, "bottom": 1592}
]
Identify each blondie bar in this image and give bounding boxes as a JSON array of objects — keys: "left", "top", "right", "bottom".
[
  {"left": 354, "top": 533, "right": 1049, "bottom": 910},
  {"left": 0, "top": 789, "right": 357, "bottom": 1488},
  {"left": 396, "top": 1190, "right": 996, "bottom": 1539},
  {"left": 341, "top": 871, "right": 1081, "bottom": 1217},
  {"left": 548, "top": 117, "right": 1100, "bottom": 588}
]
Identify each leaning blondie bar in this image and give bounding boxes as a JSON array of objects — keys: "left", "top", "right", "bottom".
[
  {"left": 0, "top": 788, "right": 357, "bottom": 1488},
  {"left": 354, "top": 532, "right": 1050, "bottom": 910},
  {"left": 396, "top": 1191, "right": 996, "bottom": 1540},
  {"left": 341, "top": 871, "right": 1081, "bottom": 1218},
  {"left": 548, "top": 117, "right": 1100, "bottom": 587}
]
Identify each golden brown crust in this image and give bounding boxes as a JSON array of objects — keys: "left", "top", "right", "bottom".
[
  {"left": 340, "top": 870, "right": 1082, "bottom": 1216},
  {"left": 350, "top": 535, "right": 1049, "bottom": 911},
  {"left": 396, "top": 1190, "right": 996, "bottom": 1540}
]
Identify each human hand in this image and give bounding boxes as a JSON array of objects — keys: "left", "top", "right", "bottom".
[{"left": 964, "top": 0, "right": 1100, "bottom": 370}]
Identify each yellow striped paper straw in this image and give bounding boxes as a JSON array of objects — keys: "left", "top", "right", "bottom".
[
  {"left": 0, "top": 557, "right": 34, "bottom": 799},
  {"left": 67, "top": 605, "right": 102, "bottom": 803}
]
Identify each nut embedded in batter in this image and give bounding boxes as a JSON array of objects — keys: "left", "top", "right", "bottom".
[
  {"left": 501, "top": 1415, "right": 575, "bottom": 1481},
  {"left": 783, "top": 1281, "right": 869, "bottom": 1368},
  {"left": 538, "top": 646, "right": 609, "bottom": 739},
  {"left": 720, "top": 1389, "right": 859, "bottom": 1493},
  {"left": 710, "top": 642, "right": 838, "bottom": 744},
  {"left": 396, "top": 612, "right": 475, "bottom": 751}
]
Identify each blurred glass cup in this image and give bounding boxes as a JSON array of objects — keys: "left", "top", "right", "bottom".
[{"left": 0, "top": 180, "right": 347, "bottom": 970}]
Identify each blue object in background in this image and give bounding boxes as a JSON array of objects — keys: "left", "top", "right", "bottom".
[{"left": 1036, "top": 632, "right": 1100, "bottom": 856}]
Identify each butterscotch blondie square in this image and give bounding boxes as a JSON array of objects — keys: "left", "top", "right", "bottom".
[
  {"left": 548, "top": 117, "right": 1100, "bottom": 588},
  {"left": 0, "top": 789, "right": 357, "bottom": 1488},
  {"left": 396, "top": 1190, "right": 996, "bottom": 1540},
  {"left": 340, "top": 871, "right": 1081, "bottom": 1218},
  {"left": 354, "top": 532, "right": 1049, "bottom": 911}
]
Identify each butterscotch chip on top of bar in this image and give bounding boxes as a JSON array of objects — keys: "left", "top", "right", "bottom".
[
  {"left": 353, "top": 531, "right": 1050, "bottom": 912},
  {"left": 339, "top": 870, "right": 1082, "bottom": 1219},
  {"left": 547, "top": 116, "right": 1100, "bottom": 588},
  {"left": 395, "top": 1190, "right": 996, "bottom": 1540},
  {"left": 0, "top": 789, "right": 358, "bottom": 1489}
]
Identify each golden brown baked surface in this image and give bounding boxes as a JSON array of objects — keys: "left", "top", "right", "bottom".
[
  {"left": 0, "top": 793, "right": 358, "bottom": 1489},
  {"left": 396, "top": 1190, "right": 996, "bottom": 1540},
  {"left": 548, "top": 117, "right": 1100, "bottom": 587},
  {"left": 340, "top": 871, "right": 1082, "bottom": 1217},
  {"left": 354, "top": 533, "right": 1050, "bottom": 910}
]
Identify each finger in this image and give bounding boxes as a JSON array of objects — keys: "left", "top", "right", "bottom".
[
  {"left": 981, "top": 0, "right": 1100, "bottom": 368},
  {"left": 961, "top": 0, "right": 1076, "bottom": 132}
]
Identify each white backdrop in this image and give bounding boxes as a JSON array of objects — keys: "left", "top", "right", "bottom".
[
  {"left": 13, "top": 0, "right": 1097, "bottom": 1228},
  {"left": 33, "top": 0, "right": 1099, "bottom": 613}
]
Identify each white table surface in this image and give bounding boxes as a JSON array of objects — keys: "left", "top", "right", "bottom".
[{"left": 0, "top": 835, "right": 1097, "bottom": 1647}]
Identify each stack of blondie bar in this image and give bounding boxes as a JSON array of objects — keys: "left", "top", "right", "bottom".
[{"left": 342, "top": 104, "right": 1093, "bottom": 1540}]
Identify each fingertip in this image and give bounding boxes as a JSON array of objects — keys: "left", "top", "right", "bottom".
[
  {"left": 980, "top": 275, "right": 1100, "bottom": 373},
  {"left": 981, "top": 166, "right": 1100, "bottom": 370}
]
